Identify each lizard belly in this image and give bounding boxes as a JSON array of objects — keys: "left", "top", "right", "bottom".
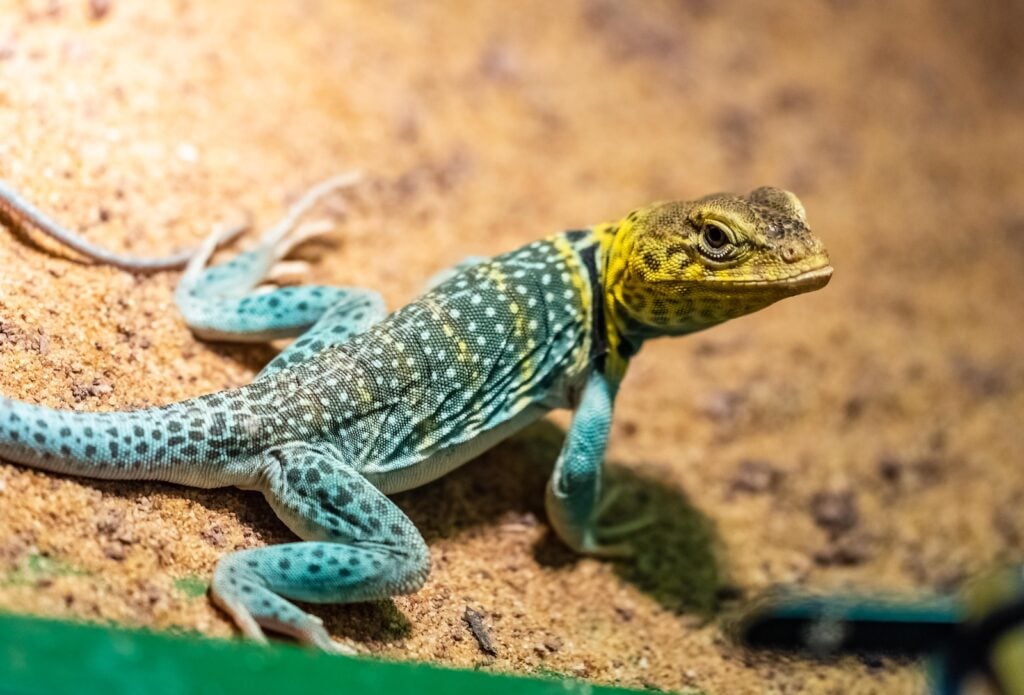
[{"left": 363, "top": 404, "right": 549, "bottom": 495}]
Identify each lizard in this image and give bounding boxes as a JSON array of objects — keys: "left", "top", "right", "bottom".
[{"left": 0, "top": 174, "right": 832, "bottom": 653}]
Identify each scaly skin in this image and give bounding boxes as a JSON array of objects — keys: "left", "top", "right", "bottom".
[{"left": 0, "top": 176, "right": 831, "bottom": 653}]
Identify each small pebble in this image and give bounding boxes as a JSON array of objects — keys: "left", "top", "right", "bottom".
[
  {"left": 463, "top": 607, "right": 497, "bottom": 656},
  {"left": 810, "top": 490, "right": 859, "bottom": 535},
  {"left": 813, "top": 534, "right": 872, "bottom": 566},
  {"left": 730, "top": 459, "right": 783, "bottom": 494},
  {"left": 103, "top": 542, "right": 126, "bottom": 561}
]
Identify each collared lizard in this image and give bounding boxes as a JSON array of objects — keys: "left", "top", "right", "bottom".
[{"left": 0, "top": 174, "right": 832, "bottom": 652}]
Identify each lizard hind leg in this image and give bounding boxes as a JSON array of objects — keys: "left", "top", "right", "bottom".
[
  {"left": 254, "top": 289, "right": 386, "bottom": 378},
  {"left": 210, "top": 442, "right": 430, "bottom": 652},
  {"left": 174, "top": 173, "right": 369, "bottom": 342}
]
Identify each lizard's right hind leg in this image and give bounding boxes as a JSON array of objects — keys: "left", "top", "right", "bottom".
[{"left": 174, "top": 173, "right": 383, "bottom": 343}]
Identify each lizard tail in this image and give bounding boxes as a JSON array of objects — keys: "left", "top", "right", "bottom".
[{"left": 0, "top": 387, "right": 268, "bottom": 488}]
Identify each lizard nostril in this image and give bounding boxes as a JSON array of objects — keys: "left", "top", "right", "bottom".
[{"left": 781, "top": 245, "right": 804, "bottom": 263}]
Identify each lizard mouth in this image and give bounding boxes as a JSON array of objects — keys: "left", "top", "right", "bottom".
[
  {"left": 709, "top": 265, "right": 833, "bottom": 291},
  {"left": 779, "top": 265, "right": 833, "bottom": 291}
]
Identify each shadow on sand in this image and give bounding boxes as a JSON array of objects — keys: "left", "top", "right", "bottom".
[{"left": 397, "top": 418, "right": 726, "bottom": 616}]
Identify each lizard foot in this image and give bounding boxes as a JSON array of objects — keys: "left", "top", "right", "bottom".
[
  {"left": 260, "top": 219, "right": 336, "bottom": 285},
  {"left": 259, "top": 173, "right": 360, "bottom": 260},
  {"left": 572, "top": 512, "right": 656, "bottom": 558},
  {"left": 259, "top": 612, "right": 358, "bottom": 656},
  {"left": 266, "top": 218, "right": 338, "bottom": 265},
  {"left": 547, "top": 479, "right": 657, "bottom": 559},
  {"left": 210, "top": 588, "right": 269, "bottom": 645},
  {"left": 211, "top": 560, "right": 358, "bottom": 655},
  {"left": 594, "top": 484, "right": 657, "bottom": 540}
]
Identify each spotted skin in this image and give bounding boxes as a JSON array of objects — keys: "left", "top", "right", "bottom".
[
  {"left": 257, "top": 291, "right": 387, "bottom": 378},
  {"left": 0, "top": 178, "right": 832, "bottom": 652},
  {"left": 213, "top": 442, "right": 428, "bottom": 651}
]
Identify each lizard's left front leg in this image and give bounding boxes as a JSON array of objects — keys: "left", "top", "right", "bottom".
[{"left": 545, "top": 370, "right": 651, "bottom": 557}]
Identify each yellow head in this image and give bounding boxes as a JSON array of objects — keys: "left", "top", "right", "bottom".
[{"left": 600, "top": 187, "right": 832, "bottom": 346}]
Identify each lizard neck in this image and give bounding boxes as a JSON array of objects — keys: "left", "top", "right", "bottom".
[
  {"left": 595, "top": 210, "right": 712, "bottom": 353},
  {"left": 591, "top": 220, "right": 642, "bottom": 382}
]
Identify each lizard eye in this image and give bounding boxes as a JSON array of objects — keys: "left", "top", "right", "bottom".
[
  {"left": 698, "top": 220, "right": 735, "bottom": 259},
  {"left": 702, "top": 224, "right": 728, "bottom": 249}
]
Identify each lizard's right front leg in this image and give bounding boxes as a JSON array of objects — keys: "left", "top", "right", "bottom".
[
  {"left": 211, "top": 442, "right": 430, "bottom": 653},
  {"left": 545, "top": 370, "right": 653, "bottom": 557}
]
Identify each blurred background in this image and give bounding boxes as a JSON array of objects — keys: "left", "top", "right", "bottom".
[{"left": 0, "top": 1, "right": 1022, "bottom": 692}]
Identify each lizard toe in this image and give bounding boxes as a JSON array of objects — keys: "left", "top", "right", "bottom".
[{"left": 595, "top": 510, "right": 657, "bottom": 540}]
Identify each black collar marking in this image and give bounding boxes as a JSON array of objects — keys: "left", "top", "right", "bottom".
[{"left": 578, "top": 242, "right": 609, "bottom": 371}]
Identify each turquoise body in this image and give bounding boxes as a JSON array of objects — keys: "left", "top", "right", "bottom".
[{"left": 0, "top": 205, "right": 617, "bottom": 650}]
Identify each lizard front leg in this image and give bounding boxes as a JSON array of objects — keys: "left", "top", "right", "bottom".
[{"left": 545, "top": 370, "right": 649, "bottom": 557}]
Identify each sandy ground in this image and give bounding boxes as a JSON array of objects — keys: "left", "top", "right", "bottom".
[{"left": 0, "top": 1, "right": 1022, "bottom": 692}]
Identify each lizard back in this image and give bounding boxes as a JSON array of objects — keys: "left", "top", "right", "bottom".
[{"left": 275, "top": 232, "right": 599, "bottom": 492}]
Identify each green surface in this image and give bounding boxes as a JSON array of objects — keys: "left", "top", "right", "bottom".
[{"left": 0, "top": 612, "right": 645, "bottom": 695}]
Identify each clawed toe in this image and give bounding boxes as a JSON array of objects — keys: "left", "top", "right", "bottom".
[
  {"left": 271, "top": 219, "right": 336, "bottom": 261},
  {"left": 595, "top": 511, "right": 657, "bottom": 540},
  {"left": 214, "top": 217, "right": 251, "bottom": 247},
  {"left": 563, "top": 508, "right": 655, "bottom": 559},
  {"left": 579, "top": 539, "right": 636, "bottom": 558},
  {"left": 592, "top": 483, "right": 656, "bottom": 542},
  {"left": 290, "top": 612, "right": 357, "bottom": 655},
  {"left": 322, "top": 640, "right": 359, "bottom": 656},
  {"left": 302, "top": 624, "right": 359, "bottom": 656},
  {"left": 215, "top": 584, "right": 358, "bottom": 655},
  {"left": 266, "top": 260, "right": 313, "bottom": 284},
  {"left": 210, "top": 588, "right": 269, "bottom": 644},
  {"left": 595, "top": 484, "right": 626, "bottom": 519},
  {"left": 260, "top": 172, "right": 360, "bottom": 251}
]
